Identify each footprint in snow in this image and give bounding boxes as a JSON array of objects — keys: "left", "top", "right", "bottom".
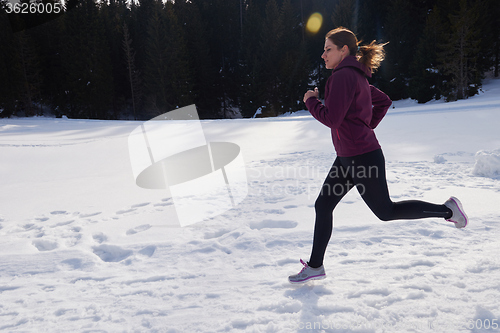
[
  {"left": 42, "top": 285, "right": 56, "bottom": 292},
  {"left": 203, "top": 229, "right": 231, "bottom": 239},
  {"left": 54, "top": 308, "right": 71, "bottom": 316},
  {"left": 79, "top": 212, "right": 101, "bottom": 218},
  {"left": 92, "top": 232, "right": 107, "bottom": 244},
  {"left": 138, "top": 246, "right": 156, "bottom": 257},
  {"left": 416, "top": 229, "right": 445, "bottom": 238},
  {"left": 249, "top": 220, "right": 298, "bottom": 230},
  {"left": 423, "top": 251, "right": 448, "bottom": 257},
  {"left": 262, "top": 209, "right": 285, "bottom": 215},
  {"left": 126, "top": 224, "right": 152, "bottom": 235},
  {"left": 131, "top": 202, "right": 150, "bottom": 208},
  {"left": 92, "top": 244, "right": 132, "bottom": 262},
  {"left": 339, "top": 258, "right": 377, "bottom": 265},
  {"left": 23, "top": 223, "right": 37, "bottom": 230},
  {"left": 277, "top": 258, "right": 297, "bottom": 266},
  {"left": 64, "top": 232, "right": 82, "bottom": 248},
  {"left": 50, "top": 210, "right": 68, "bottom": 215},
  {"left": 253, "top": 263, "right": 271, "bottom": 268},
  {"left": 153, "top": 201, "right": 173, "bottom": 207},
  {"left": 266, "top": 240, "right": 292, "bottom": 248},
  {"left": 191, "top": 243, "right": 232, "bottom": 255},
  {"left": 116, "top": 208, "right": 136, "bottom": 215},
  {"left": 32, "top": 239, "right": 58, "bottom": 251},
  {"left": 347, "top": 288, "right": 391, "bottom": 299},
  {"left": 382, "top": 260, "right": 436, "bottom": 270},
  {"left": 50, "top": 220, "right": 75, "bottom": 228},
  {"left": 60, "top": 258, "right": 83, "bottom": 270}
]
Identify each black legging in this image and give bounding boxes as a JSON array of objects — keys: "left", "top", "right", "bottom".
[{"left": 308, "top": 148, "right": 452, "bottom": 268}]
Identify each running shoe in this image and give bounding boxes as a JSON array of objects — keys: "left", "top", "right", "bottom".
[
  {"left": 288, "top": 259, "right": 326, "bottom": 284},
  {"left": 444, "top": 196, "right": 468, "bottom": 228}
]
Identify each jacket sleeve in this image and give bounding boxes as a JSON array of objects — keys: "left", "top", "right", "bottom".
[
  {"left": 369, "top": 85, "right": 392, "bottom": 129},
  {"left": 305, "top": 69, "right": 356, "bottom": 130}
]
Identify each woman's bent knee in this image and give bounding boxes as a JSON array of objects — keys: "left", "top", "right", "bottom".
[
  {"left": 376, "top": 212, "right": 393, "bottom": 221},
  {"left": 314, "top": 198, "right": 336, "bottom": 214}
]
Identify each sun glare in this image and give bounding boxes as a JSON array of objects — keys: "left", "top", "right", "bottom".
[{"left": 306, "top": 12, "right": 322, "bottom": 34}]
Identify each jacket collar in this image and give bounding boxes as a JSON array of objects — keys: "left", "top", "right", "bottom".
[{"left": 333, "top": 55, "right": 372, "bottom": 78}]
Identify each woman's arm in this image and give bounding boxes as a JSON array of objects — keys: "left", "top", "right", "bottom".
[
  {"left": 369, "top": 85, "right": 392, "bottom": 129},
  {"left": 305, "top": 69, "right": 356, "bottom": 129}
]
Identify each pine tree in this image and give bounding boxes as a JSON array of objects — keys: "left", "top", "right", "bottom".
[
  {"left": 475, "top": 0, "right": 500, "bottom": 78},
  {"left": 62, "top": 0, "right": 113, "bottom": 118},
  {"left": 143, "top": 3, "right": 170, "bottom": 116},
  {"left": 357, "top": 0, "right": 385, "bottom": 44},
  {"left": 101, "top": 0, "right": 130, "bottom": 119},
  {"left": 493, "top": 0, "right": 500, "bottom": 78},
  {"left": 382, "top": 0, "right": 414, "bottom": 100},
  {"left": 13, "top": 30, "right": 43, "bottom": 116},
  {"left": 143, "top": 1, "right": 192, "bottom": 118},
  {"left": 331, "top": 0, "right": 358, "bottom": 32},
  {"left": 27, "top": 1, "right": 66, "bottom": 117},
  {"left": 239, "top": 0, "right": 266, "bottom": 118},
  {"left": 409, "top": 6, "right": 446, "bottom": 103},
  {"left": 259, "top": 0, "right": 283, "bottom": 116},
  {"left": 163, "top": 3, "right": 193, "bottom": 110},
  {"left": 131, "top": 0, "right": 156, "bottom": 81},
  {"left": 438, "top": 0, "right": 481, "bottom": 100},
  {"left": 494, "top": 5, "right": 500, "bottom": 77},
  {"left": 123, "top": 23, "right": 141, "bottom": 120},
  {"left": 0, "top": 2, "right": 17, "bottom": 117},
  {"left": 278, "top": 0, "right": 309, "bottom": 113},
  {"left": 202, "top": 0, "right": 241, "bottom": 118},
  {"left": 173, "top": 0, "right": 217, "bottom": 118}
]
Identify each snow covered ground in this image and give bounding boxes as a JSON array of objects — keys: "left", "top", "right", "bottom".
[{"left": 1, "top": 78, "right": 500, "bottom": 332}]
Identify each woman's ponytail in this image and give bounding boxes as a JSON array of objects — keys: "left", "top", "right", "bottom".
[{"left": 358, "top": 41, "right": 388, "bottom": 73}]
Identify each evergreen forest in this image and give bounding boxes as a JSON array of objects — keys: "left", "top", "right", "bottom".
[{"left": 0, "top": 0, "right": 498, "bottom": 119}]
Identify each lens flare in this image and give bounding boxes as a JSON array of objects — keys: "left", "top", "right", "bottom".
[{"left": 306, "top": 13, "right": 323, "bottom": 34}]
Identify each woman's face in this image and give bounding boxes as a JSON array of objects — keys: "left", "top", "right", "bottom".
[{"left": 322, "top": 39, "right": 347, "bottom": 69}]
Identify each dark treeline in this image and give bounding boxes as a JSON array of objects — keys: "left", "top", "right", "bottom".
[{"left": 0, "top": 0, "right": 498, "bottom": 120}]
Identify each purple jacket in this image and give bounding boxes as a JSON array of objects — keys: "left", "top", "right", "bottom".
[{"left": 305, "top": 56, "right": 392, "bottom": 157}]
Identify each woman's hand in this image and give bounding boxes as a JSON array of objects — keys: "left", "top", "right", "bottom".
[{"left": 303, "top": 87, "right": 319, "bottom": 103}]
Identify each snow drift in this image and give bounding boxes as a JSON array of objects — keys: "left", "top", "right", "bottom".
[{"left": 473, "top": 149, "right": 500, "bottom": 179}]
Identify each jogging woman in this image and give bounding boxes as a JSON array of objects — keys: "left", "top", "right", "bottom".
[{"left": 288, "top": 27, "right": 468, "bottom": 284}]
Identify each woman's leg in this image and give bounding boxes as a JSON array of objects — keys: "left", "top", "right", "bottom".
[
  {"left": 308, "top": 158, "right": 354, "bottom": 268},
  {"left": 340, "top": 149, "right": 452, "bottom": 221}
]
